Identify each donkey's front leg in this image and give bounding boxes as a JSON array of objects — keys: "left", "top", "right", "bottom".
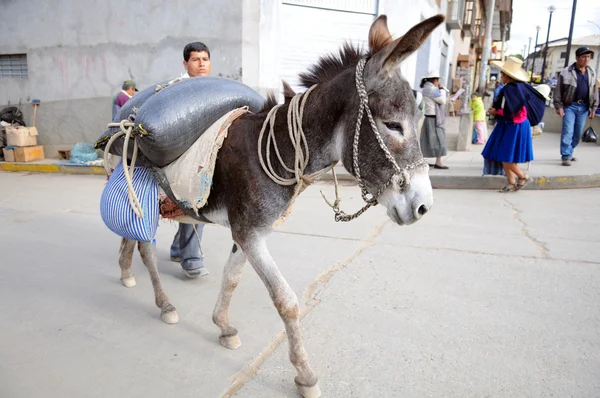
[
  {"left": 212, "top": 243, "right": 247, "bottom": 349},
  {"left": 119, "top": 238, "right": 137, "bottom": 287},
  {"left": 137, "top": 241, "right": 179, "bottom": 324},
  {"left": 243, "top": 237, "right": 321, "bottom": 398}
]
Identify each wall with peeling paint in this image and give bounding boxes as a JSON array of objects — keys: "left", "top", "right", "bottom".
[{"left": 0, "top": 0, "right": 268, "bottom": 157}]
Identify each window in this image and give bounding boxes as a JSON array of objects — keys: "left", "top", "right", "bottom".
[
  {"left": 0, "top": 54, "right": 28, "bottom": 78},
  {"left": 560, "top": 51, "right": 566, "bottom": 59}
]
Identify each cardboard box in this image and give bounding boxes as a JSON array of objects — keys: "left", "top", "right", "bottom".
[
  {"left": 2, "top": 148, "right": 15, "bottom": 162},
  {"left": 14, "top": 145, "right": 44, "bottom": 162},
  {"left": 6, "top": 125, "right": 38, "bottom": 147}
]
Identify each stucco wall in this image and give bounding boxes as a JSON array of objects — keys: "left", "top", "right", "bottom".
[{"left": 0, "top": 0, "right": 244, "bottom": 156}]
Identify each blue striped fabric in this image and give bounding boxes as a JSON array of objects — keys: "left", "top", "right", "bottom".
[{"left": 100, "top": 162, "right": 159, "bottom": 242}]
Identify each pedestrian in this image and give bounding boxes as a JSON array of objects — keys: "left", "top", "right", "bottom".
[
  {"left": 482, "top": 56, "right": 534, "bottom": 192},
  {"left": 112, "top": 80, "right": 137, "bottom": 122},
  {"left": 470, "top": 92, "right": 487, "bottom": 144},
  {"left": 169, "top": 41, "right": 212, "bottom": 278},
  {"left": 419, "top": 71, "right": 449, "bottom": 169},
  {"left": 553, "top": 46, "right": 598, "bottom": 166},
  {"left": 493, "top": 80, "right": 504, "bottom": 103}
]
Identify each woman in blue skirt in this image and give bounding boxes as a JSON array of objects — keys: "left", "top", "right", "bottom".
[{"left": 482, "top": 57, "right": 534, "bottom": 192}]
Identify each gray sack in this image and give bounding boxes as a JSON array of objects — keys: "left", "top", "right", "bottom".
[{"left": 133, "top": 77, "right": 264, "bottom": 166}]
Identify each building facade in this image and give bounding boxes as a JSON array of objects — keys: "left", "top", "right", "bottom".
[{"left": 0, "top": 0, "right": 454, "bottom": 157}]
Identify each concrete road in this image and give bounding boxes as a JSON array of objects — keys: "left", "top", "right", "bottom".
[{"left": 0, "top": 172, "right": 599, "bottom": 398}]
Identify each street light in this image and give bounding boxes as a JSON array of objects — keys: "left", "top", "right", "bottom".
[
  {"left": 530, "top": 26, "right": 541, "bottom": 83},
  {"left": 527, "top": 37, "right": 532, "bottom": 70},
  {"left": 541, "top": 5, "right": 556, "bottom": 83},
  {"left": 588, "top": 20, "right": 600, "bottom": 74}
]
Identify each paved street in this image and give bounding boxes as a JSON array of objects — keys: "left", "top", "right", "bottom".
[{"left": 1, "top": 172, "right": 599, "bottom": 398}]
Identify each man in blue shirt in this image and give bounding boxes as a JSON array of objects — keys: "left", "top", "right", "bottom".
[{"left": 554, "top": 46, "right": 598, "bottom": 166}]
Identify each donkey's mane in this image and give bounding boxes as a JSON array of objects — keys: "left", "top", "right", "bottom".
[
  {"left": 299, "top": 43, "right": 367, "bottom": 89},
  {"left": 256, "top": 43, "right": 367, "bottom": 115}
]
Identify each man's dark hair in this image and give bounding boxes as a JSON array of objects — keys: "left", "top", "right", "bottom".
[{"left": 184, "top": 42, "right": 211, "bottom": 62}]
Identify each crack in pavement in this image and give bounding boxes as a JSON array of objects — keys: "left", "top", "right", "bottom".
[
  {"left": 374, "top": 241, "right": 600, "bottom": 265},
  {"left": 504, "top": 198, "right": 550, "bottom": 259},
  {"left": 219, "top": 219, "right": 389, "bottom": 398}
]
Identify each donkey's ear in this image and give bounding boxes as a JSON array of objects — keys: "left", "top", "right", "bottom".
[
  {"left": 369, "top": 15, "right": 393, "bottom": 53},
  {"left": 383, "top": 14, "right": 445, "bottom": 70}
]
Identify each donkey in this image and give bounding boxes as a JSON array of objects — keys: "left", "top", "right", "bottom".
[{"left": 115, "top": 15, "right": 444, "bottom": 397}]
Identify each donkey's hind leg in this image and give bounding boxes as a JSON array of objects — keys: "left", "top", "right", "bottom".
[
  {"left": 242, "top": 237, "right": 321, "bottom": 398},
  {"left": 119, "top": 238, "right": 137, "bottom": 287},
  {"left": 212, "top": 243, "right": 247, "bottom": 349},
  {"left": 137, "top": 241, "right": 179, "bottom": 324}
]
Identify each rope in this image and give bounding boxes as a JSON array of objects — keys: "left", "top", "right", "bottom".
[
  {"left": 104, "top": 120, "right": 144, "bottom": 219},
  {"left": 258, "top": 85, "right": 318, "bottom": 186}
]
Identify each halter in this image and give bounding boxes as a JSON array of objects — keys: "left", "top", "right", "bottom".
[
  {"left": 257, "top": 57, "right": 428, "bottom": 222},
  {"left": 323, "top": 58, "right": 428, "bottom": 222}
]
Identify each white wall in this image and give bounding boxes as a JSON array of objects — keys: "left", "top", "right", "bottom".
[{"left": 379, "top": 0, "right": 453, "bottom": 89}]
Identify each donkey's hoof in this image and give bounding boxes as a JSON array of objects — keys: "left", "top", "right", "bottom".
[
  {"left": 296, "top": 382, "right": 321, "bottom": 398},
  {"left": 161, "top": 309, "right": 179, "bottom": 324},
  {"left": 220, "top": 334, "right": 242, "bottom": 350},
  {"left": 120, "top": 276, "right": 136, "bottom": 288}
]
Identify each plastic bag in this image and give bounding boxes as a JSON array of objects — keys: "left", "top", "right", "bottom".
[
  {"left": 70, "top": 142, "right": 98, "bottom": 164},
  {"left": 582, "top": 127, "right": 598, "bottom": 143}
]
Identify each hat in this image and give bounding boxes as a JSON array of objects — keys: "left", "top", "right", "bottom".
[
  {"left": 534, "top": 84, "right": 551, "bottom": 100},
  {"left": 421, "top": 70, "right": 440, "bottom": 80},
  {"left": 123, "top": 80, "right": 138, "bottom": 91},
  {"left": 490, "top": 56, "right": 529, "bottom": 83},
  {"left": 575, "top": 46, "right": 593, "bottom": 57}
]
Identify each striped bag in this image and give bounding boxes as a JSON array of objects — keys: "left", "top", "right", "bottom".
[{"left": 100, "top": 162, "right": 159, "bottom": 242}]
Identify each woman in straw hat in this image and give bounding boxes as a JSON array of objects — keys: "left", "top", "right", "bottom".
[
  {"left": 420, "top": 71, "right": 449, "bottom": 169},
  {"left": 482, "top": 56, "right": 534, "bottom": 192}
]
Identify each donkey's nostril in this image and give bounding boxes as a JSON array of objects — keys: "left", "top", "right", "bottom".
[{"left": 417, "top": 204, "right": 429, "bottom": 216}]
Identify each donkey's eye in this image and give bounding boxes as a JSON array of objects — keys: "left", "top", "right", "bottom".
[{"left": 384, "top": 122, "right": 404, "bottom": 135}]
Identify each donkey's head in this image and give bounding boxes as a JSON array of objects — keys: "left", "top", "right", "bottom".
[{"left": 342, "top": 15, "right": 444, "bottom": 226}]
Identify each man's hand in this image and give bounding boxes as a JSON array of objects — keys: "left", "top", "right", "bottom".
[
  {"left": 488, "top": 108, "right": 497, "bottom": 116},
  {"left": 556, "top": 108, "right": 564, "bottom": 117},
  {"left": 590, "top": 112, "right": 596, "bottom": 119}
]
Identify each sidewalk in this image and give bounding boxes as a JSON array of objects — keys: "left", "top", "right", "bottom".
[
  {"left": 326, "top": 129, "right": 600, "bottom": 190},
  {"left": 2, "top": 130, "right": 599, "bottom": 190}
]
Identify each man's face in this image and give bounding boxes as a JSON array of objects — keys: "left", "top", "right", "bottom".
[
  {"left": 184, "top": 51, "right": 211, "bottom": 77},
  {"left": 576, "top": 53, "right": 591, "bottom": 68},
  {"left": 126, "top": 87, "right": 136, "bottom": 96}
]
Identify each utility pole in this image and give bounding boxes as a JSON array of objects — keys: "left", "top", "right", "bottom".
[
  {"left": 588, "top": 20, "right": 600, "bottom": 73},
  {"left": 478, "top": 0, "right": 496, "bottom": 95},
  {"left": 530, "top": 26, "right": 541, "bottom": 83},
  {"left": 564, "top": 0, "right": 577, "bottom": 67},
  {"left": 501, "top": 24, "right": 507, "bottom": 62},
  {"left": 541, "top": 5, "right": 556, "bottom": 83}
]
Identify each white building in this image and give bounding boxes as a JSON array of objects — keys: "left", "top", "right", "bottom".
[
  {"left": 534, "top": 35, "right": 600, "bottom": 81},
  {"left": 1, "top": 0, "right": 453, "bottom": 155}
]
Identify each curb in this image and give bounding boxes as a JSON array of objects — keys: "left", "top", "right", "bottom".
[
  {"left": 0, "top": 162, "right": 105, "bottom": 175},
  {"left": 2, "top": 162, "right": 599, "bottom": 190},
  {"left": 321, "top": 171, "right": 600, "bottom": 190}
]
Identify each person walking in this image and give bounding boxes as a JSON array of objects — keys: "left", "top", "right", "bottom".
[
  {"left": 169, "top": 42, "right": 212, "bottom": 278},
  {"left": 482, "top": 57, "right": 534, "bottom": 192},
  {"left": 553, "top": 46, "right": 598, "bottom": 166}
]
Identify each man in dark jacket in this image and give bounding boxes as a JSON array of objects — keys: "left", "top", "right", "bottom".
[{"left": 554, "top": 46, "right": 598, "bottom": 166}]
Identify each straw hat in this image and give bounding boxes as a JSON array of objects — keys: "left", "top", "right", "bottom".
[
  {"left": 535, "top": 84, "right": 551, "bottom": 100},
  {"left": 421, "top": 70, "right": 440, "bottom": 80},
  {"left": 490, "top": 56, "right": 529, "bottom": 82}
]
